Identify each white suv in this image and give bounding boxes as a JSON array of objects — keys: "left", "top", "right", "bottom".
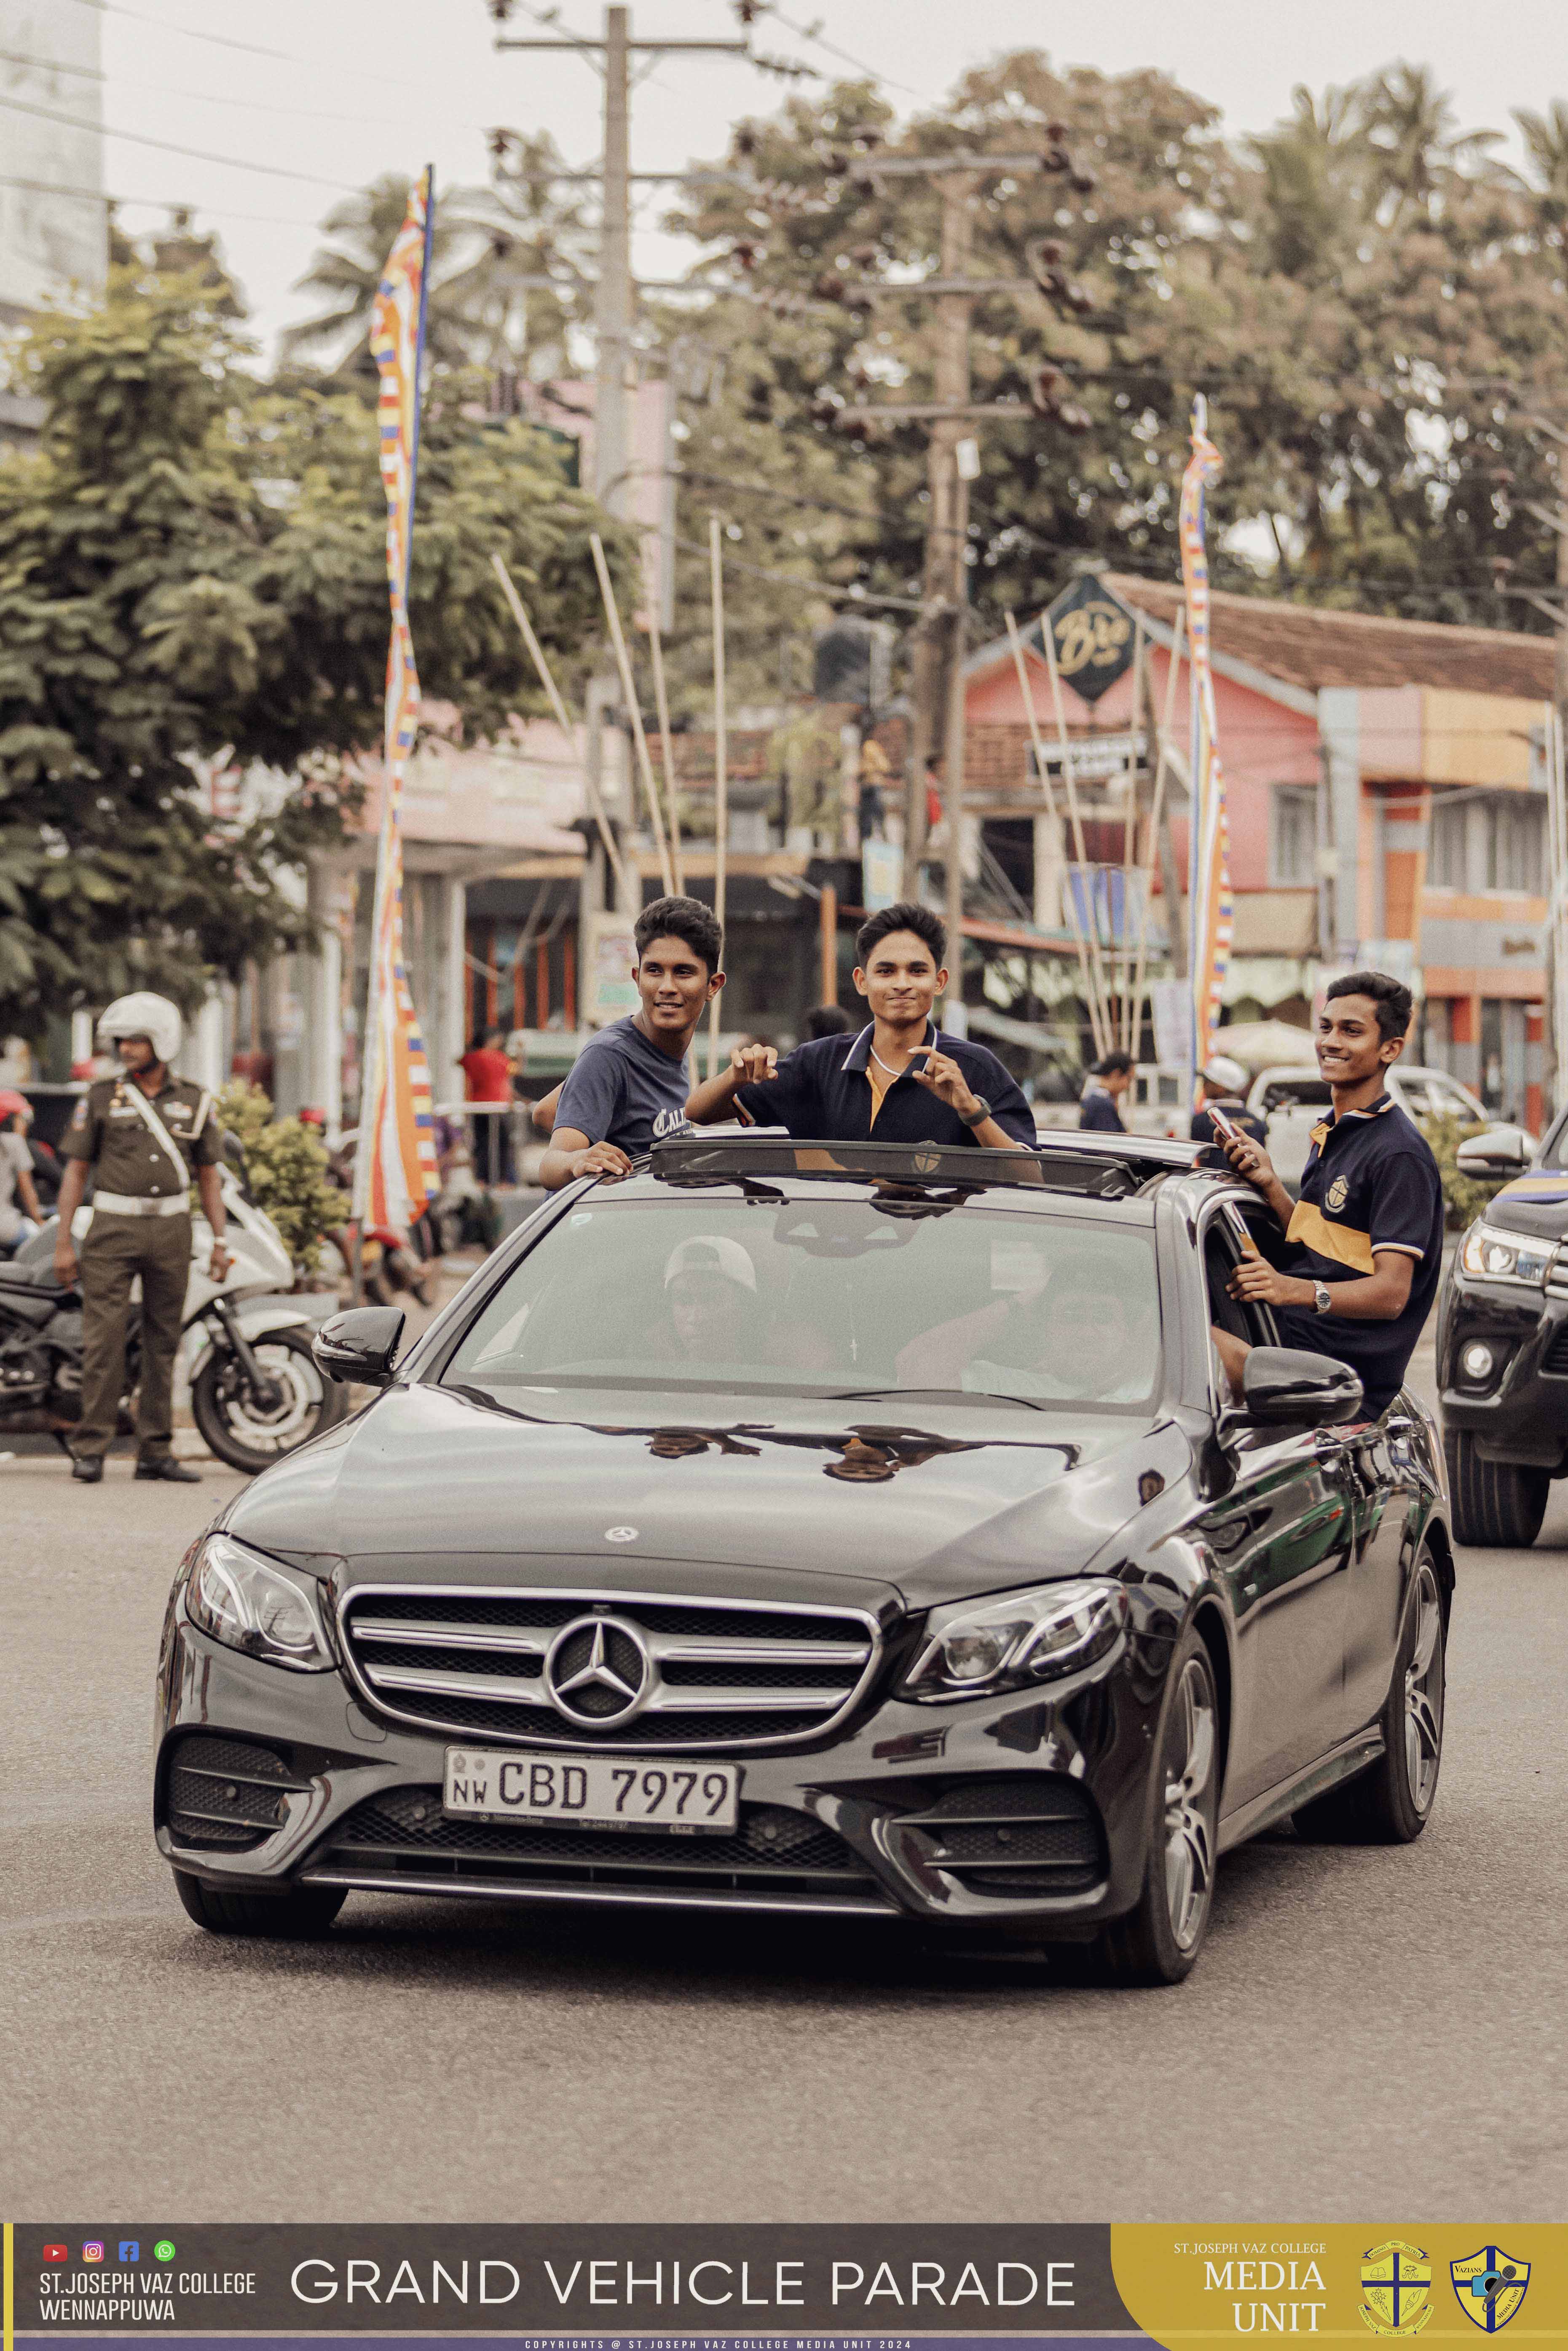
[{"left": 1246, "top": 1064, "right": 1494, "bottom": 1188}]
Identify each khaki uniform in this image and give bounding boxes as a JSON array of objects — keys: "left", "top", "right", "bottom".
[{"left": 62, "top": 1075, "right": 221, "bottom": 1463}]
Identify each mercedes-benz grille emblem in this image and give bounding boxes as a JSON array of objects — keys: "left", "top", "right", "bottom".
[{"left": 544, "top": 1614, "right": 653, "bottom": 1728}]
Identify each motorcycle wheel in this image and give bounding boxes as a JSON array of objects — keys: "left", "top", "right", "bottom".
[{"left": 191, "top": 1326, "right": 349, "bottom": 1474}]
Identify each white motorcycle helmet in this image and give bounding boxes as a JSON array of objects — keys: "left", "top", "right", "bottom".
[
  {"left": 1201, "top": 1052, "right": 1249, "bottom": 1099},
  {"left": 98, "top": 991, "right": 183, "bottom": 1069}
]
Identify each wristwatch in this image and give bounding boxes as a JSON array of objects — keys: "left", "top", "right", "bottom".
[
  {"left": 1312, "top": 1281, "right": 1333, "bottom": 1316},
  {"left": 959, "top": 1095, "right": 992, "bottom": 1128}
]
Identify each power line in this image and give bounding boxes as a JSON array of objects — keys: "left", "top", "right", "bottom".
[
  {"left": 0, "top": 168, "right": 319, "bottom": 226},
  {"left": 748, "top": 3, "right": 917, "bottom": 99},
  {"left": 0, "top": 89, "right": 357, "bottom": 192},
  {"left": 0, "top": 40, "right": 466, "bottom": 131},
  {"left": 60, "top": 0, "right": 423, "bottom": 87}
]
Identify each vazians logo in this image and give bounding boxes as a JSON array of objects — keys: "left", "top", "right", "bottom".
[{"left": 1451, "top": 2249, "right": 1530, "bottom": 2333}]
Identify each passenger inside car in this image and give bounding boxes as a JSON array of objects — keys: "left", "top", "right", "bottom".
[{"left": 896, "top": 1259, "right": 1155, "bottom": 1403}]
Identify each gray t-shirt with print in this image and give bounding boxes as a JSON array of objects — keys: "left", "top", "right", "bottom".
[{"left": 555, "top": 1017, "right": 692, "bottom": 1159}]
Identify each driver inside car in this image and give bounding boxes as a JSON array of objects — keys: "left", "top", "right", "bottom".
[{"left": 897, "top": 1264, "right": 1153, "bottom": 1403}]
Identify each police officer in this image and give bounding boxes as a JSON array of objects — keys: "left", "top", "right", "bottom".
[{"left": 53, "top": 994, "right": 231, "bottom": 1484}]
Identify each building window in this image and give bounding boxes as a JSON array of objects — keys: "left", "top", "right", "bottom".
[
  {"left": 1485, "top": 795, "right": 1546, "bottom": 893},
  {"left": 1271, "top": 785, "right": 1316, "bottom": 886},
  {"left": 1429, "top": 796, "right": 1469, "bottom": 890}
]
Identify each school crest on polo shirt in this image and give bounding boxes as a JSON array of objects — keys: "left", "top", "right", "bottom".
[{"left": 1326, "top": 1175, "right": 1349, "bottom": 1213}]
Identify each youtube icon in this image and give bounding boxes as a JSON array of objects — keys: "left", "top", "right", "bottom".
[{"left": 42, "top": 2246, "right": 67, "bottom": 2265}]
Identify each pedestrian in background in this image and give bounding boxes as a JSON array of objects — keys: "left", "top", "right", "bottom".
[
  {"left": 458, "top": 1023, "right": 516, "bottom": 1187},
  {"left": 1190, "top": 1054, "right": 1267, "bottom": 1155},
  {"left": 0, "top": 1090, "right": 43, "bottom": 1255},
  {"left": 1080, "top": 1049, "right": 1135, "bottom": 1132}
]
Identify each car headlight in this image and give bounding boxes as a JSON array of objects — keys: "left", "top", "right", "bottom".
[
  {"left": 898, "top": 1577, "right": 1129, "bottom": 1703},
  {"left": 184, "top": 1533, "right": 335, "bottom": 1672},
  {"left": 1459, "top": 1222, "right": 1555, "bottom": 1287}
]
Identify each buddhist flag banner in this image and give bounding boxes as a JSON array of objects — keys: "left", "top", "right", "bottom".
[
  {"left": 1179, "top": 395, "right": 1234, "bottom": 1083},
  {"left": 353, "top": 166, "right": 440, "bottom": 1233}
]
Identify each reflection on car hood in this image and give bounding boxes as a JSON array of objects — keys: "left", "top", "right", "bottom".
[
  {"left": 1475, "top": 1172, "right": 1568, "bottom": 1242},
  {"left": 226, "top": 1380, "right": 1192, "bottom": 1610}
]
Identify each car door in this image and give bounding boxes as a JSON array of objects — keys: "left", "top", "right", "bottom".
[
  {"left": 1337, "top": 1407, "right": 1422, "bottom": 1738},
  {"left": 1195, "top": 1204, "right": 1356, "bottom": 1805}
]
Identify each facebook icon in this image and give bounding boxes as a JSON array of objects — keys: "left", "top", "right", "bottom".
[{"left": 118, "top": 2242, "right": 139, "bottom": 2262}]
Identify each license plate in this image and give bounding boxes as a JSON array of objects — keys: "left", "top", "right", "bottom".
[{"left": 443, "top": 1748, "right": 740, "bottom": 1834}]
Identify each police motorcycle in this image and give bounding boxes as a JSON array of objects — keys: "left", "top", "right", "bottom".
[{"left": 0, "top": 1135, "right": 347, "bottom": 1475}]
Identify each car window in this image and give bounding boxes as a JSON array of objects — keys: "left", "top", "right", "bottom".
[{"left": 440, "top": 1197, "right": 1163, "bottom": 1412}]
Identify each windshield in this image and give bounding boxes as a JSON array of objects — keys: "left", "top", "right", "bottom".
[{"left": 440, "top": 1195, "right": 1161, "bottom": 1412}]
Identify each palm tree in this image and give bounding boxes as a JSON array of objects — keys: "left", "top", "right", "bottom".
[
  {"left": 1514, "top": 100, "right": 1568, "bottom": 245},
  {"left": 279, "top": 174, "right": 515, "bottom": 383},
  {"left": 1358, "top": 64, "right": 1504, "bottom": 224}
]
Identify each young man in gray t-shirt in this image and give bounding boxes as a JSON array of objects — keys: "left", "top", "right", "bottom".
[{"left": 541, "top": 897, "right": 725, "bottom": 1190}]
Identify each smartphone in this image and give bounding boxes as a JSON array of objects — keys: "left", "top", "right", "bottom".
[{"left": 1207, "top": 1103, "right": 1244, "bottom": 1148}]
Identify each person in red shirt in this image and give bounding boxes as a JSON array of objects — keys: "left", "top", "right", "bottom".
[{"left": 458, "top": 1025, "right": 517, "bottom": 1185}]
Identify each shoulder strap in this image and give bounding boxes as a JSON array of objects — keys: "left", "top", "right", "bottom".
[{"left": 119, "top": 1082, "right": 192, "bottom": 1193}]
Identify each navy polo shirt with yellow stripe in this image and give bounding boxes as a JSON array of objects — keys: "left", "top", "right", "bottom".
[
  {"left": 1270, "top": 1091, "right": 1444, "bottom": 1416},
  {"left": 734, "top": 1019, "right": 1037, "bottom": 1148}
]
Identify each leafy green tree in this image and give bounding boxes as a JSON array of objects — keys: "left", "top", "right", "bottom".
[
  {"left": 214, "top": 1079, "right": 349, "bottom": 1272},
  {"left": 0, "top": 266, "right": 633, "bottom": 1041}
]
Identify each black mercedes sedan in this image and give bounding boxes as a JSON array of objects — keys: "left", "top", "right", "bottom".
[{"left": 154, "top": 1132, "right": 1453, "bottom": 1985}]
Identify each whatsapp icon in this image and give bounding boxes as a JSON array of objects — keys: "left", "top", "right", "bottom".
[{"left": 153, "top": 2242, "right": 175, "bottom": 2263}]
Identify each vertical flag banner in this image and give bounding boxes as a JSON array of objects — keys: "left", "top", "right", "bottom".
[
  {"left": 354, "top": 166, "right": 440, "bottom": 1232},
  {"left": 1179, "top": 396, "right": 1234, "bottom": 1082}
]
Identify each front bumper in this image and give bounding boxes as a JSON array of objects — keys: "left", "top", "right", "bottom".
[
  {"left": 153, "top": 1606, "right": 1165, "bottom": 1938},
  {"left": 1437, "top": 1271, "right": 1568, "bottom": 1469}
]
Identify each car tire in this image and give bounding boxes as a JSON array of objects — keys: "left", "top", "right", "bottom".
[
  {"left": 1293, "top": 1550, "right": 1445, "bottom": 1845},
  {"left": 1093, "top": 1625, "right": 1219, "bottom": 1986},
  {"left": 172, "top": 1871, "right": 346, "bottom": 1938},
  {"left": 1444, "top": 1429, "right": 1547, "bottom": 1549}
]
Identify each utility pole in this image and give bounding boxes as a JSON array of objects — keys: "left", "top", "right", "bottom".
[
  {"left": 492, "top": 4, "right": 749, "bottom": 912},
  {"left": 834, "top": 149, "right": 1053, "bottom": 1027}
]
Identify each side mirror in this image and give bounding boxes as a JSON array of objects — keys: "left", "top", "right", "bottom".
[
  {"left": 313, "top": 1306, "right": 405, "bottom": 1388},
  {"left": 1455, "top": 1125, "right": 1531, "bottom": 1178},
  {"left": 1241, "top": 1345, "right": 1364, "bottom": 1429}
]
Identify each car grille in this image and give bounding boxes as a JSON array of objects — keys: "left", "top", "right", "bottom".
[
  {"left": 893, "top": 1776, "right": 1104, "bottom": 1898},
  {"left": 316, "top": 1785, "right": 876, "bottom": 1898},
  {"left": 338, "top": 1584, "right": 882, "bottom": 1750},
  {"left": 163, "top": 1733, "right": 309, "bottom": 1851}
]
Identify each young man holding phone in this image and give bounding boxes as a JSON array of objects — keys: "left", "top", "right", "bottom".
[
  {"left": 1213, "top": 970, "right": 1444, "bottom": 1418},
  {"left": 685, "top": 901, "right": 1035, "bottom": 1150}
]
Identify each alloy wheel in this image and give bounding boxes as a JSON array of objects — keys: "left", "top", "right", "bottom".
[
  {"left": 1163, "top": 1657, "right": 1217, "bottom": 1950},
  {"left": 1403, "top": 1560, "right": 1444, "bottom": 1817}
]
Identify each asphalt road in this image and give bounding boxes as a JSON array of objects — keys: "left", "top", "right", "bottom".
[{"left": 3, "top": 1340, "right": 1563, "bottom": 2224}]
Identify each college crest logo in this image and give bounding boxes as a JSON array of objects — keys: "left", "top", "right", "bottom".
[
  {"left": 1450, "top": 2248, "right": 1530, "bottom": 2332},
  {"left": 1359, "top": 2242, "right": 1432, "bottom": 2335},
  {"left": 1326, "top": 1174, "right": 1349, "bottom": 1212}
]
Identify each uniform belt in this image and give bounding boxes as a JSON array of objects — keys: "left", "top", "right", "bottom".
[{"left": 92, "top": 1191, "right": 189, "bottom": 1218}]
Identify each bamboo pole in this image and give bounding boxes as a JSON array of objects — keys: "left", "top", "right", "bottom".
[
  {"left": 646, "top": 602, "right": 686, "bottom": 895},
  {"left": 1037, "top": 614, "right": 1116, "bottom": 1056},
  {"left": 708, "top": 514, "right": 729, "bottom": 1081},
  {"left": 589, "top": 532, "right": 676, "bottom": 899},
  {"left": 1126, "top": 604, "right": 1188, "bottom": 1068},
  {"left": 1004, "top": 611, "right": 1105, "bottom": 1058},
  {"left": 1119, "top": 616, "right": 1145, "bottom": 1050},
  {"left": 489, "top": 552, "right": 631, "bottom": 907}
]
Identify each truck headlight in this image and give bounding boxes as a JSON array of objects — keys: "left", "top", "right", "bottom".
[
  {"left": 898, "top": 1578, "right": 1129, "bottom": 1702},
  {"left": 184, "top": 1533, "right": 335, "bottom": 1672},
  {"left": 1459, "top": 1222, "right": 1554, "bottom": 1287}
]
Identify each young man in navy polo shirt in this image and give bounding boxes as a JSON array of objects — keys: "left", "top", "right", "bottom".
[
  {"left": 684, "top": 901, "right": 1035, "bottom": 1150},
  {"left": 541, "top": 896, "right": 723, "bottom": 1190},
  {"left": 1215, "top": 970, "right": 1444, "bottom": 1418}
]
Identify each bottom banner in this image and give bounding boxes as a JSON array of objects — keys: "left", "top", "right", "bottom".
[{"left": 3, "top": 2225, "right": 1561, "bottom": 2351}]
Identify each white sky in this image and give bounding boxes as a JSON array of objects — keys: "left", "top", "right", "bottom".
[{"left": 69, "top": 0, "right": 1568, "bottom": 361}]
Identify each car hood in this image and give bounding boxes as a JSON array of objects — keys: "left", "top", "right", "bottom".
[
  {"left": 226, "top": 1379, "right": 1192, "bottom": 1612},
  {"left": 1474, "top": 1171, "right": 1568, "bottom": 1243}
]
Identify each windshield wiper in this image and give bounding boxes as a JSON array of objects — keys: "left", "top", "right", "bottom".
[{"left": 826, "top": 1385, "right": 1048, "bottom": 1412}]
